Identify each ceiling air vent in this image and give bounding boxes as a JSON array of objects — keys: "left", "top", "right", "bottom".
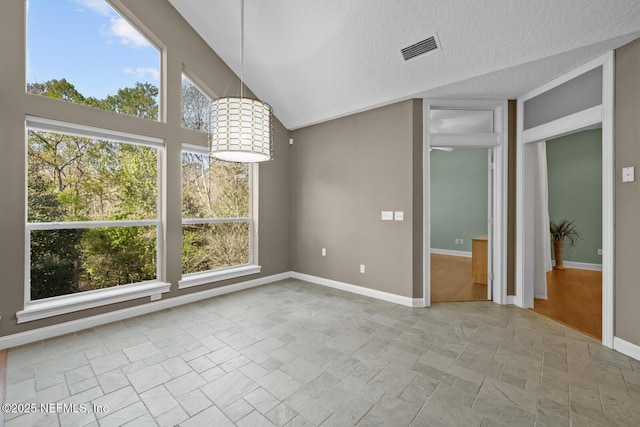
[{"left": 401, "top": 34, "right": 440, "bottom": 61}]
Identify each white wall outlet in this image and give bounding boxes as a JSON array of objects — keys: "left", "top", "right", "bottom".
[
  {"left": 623, "top": 166, "right": 635, "bottom": 182},
  {"left": 455, "top": 238, "right": 459, "bottom": 244},
  {"left": 460, "top": 238, "right": 464, "bottom": 245},
  {"left": 322, "top": 248, "right": 327, "bottom": 256},
  {"left": 394, "top": 211, "right": 404, "bottom": 221},
  {"left": 360, "top": 264, "right": 365, "bottom": 273},
  {"left": 381, "top": 211, "right": 393, "bottom": 221},
  {"left": 150, "top": 294, "right": 162, "bottom": 301},
  {"left": 597, "top": 248, "right": 603, "bottom": 256}
]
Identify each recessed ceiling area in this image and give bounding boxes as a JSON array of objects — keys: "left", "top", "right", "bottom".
[{"left": 168, "top": 0, "right": 640, "bottom": 130}]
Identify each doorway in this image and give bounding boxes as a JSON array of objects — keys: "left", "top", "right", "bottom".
[
  {"left": 423, "top": 101, "right": 508, "bottom": 307},
  {"left": 531, "top": 130, "right": 603, "bottom": 338},
  {"left": 430, "top": 146, "right": 492, "bottom": 302},
  {"left": 516, "top": 52, "right": 614, "bottom": 347}
]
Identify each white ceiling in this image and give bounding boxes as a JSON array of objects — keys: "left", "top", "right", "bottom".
[{"left": 168, "top": 0, "right": 640, "bottom": 130}]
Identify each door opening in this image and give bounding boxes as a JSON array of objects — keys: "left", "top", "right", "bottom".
[{"left": 423, "top": 101, "right": 508, "bottom": 307}]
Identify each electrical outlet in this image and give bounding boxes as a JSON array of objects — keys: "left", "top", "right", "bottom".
[
  {"left": 381, "top": 211, "right": 393, "bottom": 221},
  {"left": 322, "top": 248, "right": 327, "bottom": 256},
  {"left": 597, "top": 248, "right": 603, "bottom": 256},
  {"left": 394, "top": 211, "right": 404, "bottom": 221},
  {"left": 460, "top": 239, "right": 464, "bottom": 245},
  {"left": 360, "top": 264, "right": 365, "bottom": 274},
  {"left": 455, "top": 239, "right": 459, "bottom": 244}
]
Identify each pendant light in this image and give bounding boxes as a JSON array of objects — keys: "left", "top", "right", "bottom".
[{"left": 210, "top": 0, "right": 273, "bottom": 162}]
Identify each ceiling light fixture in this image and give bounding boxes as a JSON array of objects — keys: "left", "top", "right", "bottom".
[{"left": 210, "top": 0, "right": 273, "bottom": 162}]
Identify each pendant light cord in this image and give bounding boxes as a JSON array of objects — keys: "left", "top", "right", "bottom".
[{"left": 240, "top": 0, "right": 245, "bottom": 99}]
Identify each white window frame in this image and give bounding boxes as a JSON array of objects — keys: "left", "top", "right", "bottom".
[
  {"left": 18, "top": 116, "right": 170, "bottom": 323},
  {"left": 179, "top": 144, "right": 260, "bottom": 289}
]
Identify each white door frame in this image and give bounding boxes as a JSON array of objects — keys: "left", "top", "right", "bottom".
[
  {"left": 422, "top": 99, "right": 509, "bottom": 307},
  {"left": 515, "top": 52, "right": 614, "bottom": 348}
]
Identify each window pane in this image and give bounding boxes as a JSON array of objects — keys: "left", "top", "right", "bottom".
[
  {"left": 30, "top": 226, "right": 156, "bottom": 300},
  {"left": 430, "top": 109, "right": 494, "bottom": 133},
  {"left": 182, "top": 152, "right": 249, "bottom": 218},
  {"left": 182, "top": 74, "right": 212, "bottom": 132},
  {"left": 26, "top": 0, "right": 160, "bottom": 121},
  {"left": 182, "top": 222, "right": 250, "bottom": 274},
  {"left": 28, "top": 130, "right": 158, "bottom": 222}
]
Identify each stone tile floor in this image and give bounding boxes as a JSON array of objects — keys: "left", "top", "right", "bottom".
[{"left": 4, "top": 279, "right": 640, "bottom": 426}]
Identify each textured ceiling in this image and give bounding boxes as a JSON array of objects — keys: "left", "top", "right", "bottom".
[{"left": 168, "top": 0, "right": 640, "bottom": 130}]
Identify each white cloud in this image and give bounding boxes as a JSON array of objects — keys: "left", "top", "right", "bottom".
[
  {"left": 71, "top": 0, "right": 112, "bottom": 16},
  {"left": 123, "top": 67, "right": 160, "bottom": 81},
  {"left": 109, "top": 17, "right": 151, "bottom": 48}
]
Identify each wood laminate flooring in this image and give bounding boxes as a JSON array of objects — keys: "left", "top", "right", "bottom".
[
  {"left": 533, "top": 268, "right": 602, "bottom": 339},
  {"left": 430, "top": 253, "right": 488, "bottom": 302}
]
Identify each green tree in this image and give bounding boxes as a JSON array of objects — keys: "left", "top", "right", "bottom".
[
  {"left": 102, "top": 82, "right": 158, "bottom": 120},
  {"left": 28, "top": 175, "right": 84, "bottom": 300}
]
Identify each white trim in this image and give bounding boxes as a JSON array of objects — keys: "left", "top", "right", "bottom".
[
  {"left": 27, "top": 220, "right": 158, "bottom": 230},
  {"left": 422, "top": 100, "right": 431, "bottom": 308},
  {"left": 613, "top": 337, "right": 640, "bottom": 362},
  {"left": 182, "top": 143, "right": 209, "bottom": 154},
  {"left": 1, "top": 272, "right": 290, "bottom": 350},
  {"left": 430, "top": 248, "right": 472, "bottom": 258},
  {"left": 551, "top": 260, "right": 603, "bottom": 271},
  {"left": 179, "top": 264, "right": 262, "bottom": 289},
  {"left": 291, "top": 272, "right": 424, "bottom": 308},
  {"left": 430, "top": 132, "right": 500, "bottom": 147},
  {"left": 181, "top": 217, "right": 250, "bottom": 225},
  {"left": 522, "top": 105, "right": 602, "bottom": 145},
  {"left": 506, "top": 296, "right": 516, "bottom": 305},
  {"left": 26, "top": 116, "right": 164, "bottom": 147},
  {"left": 16, "top": 280, "right": 171, "bottom": 324},
  {"left": 516, "top": 52, "right": 615, "bottom": 348},
  {"left": 601, "top": 51, "right": 615, "bottom": 349}
]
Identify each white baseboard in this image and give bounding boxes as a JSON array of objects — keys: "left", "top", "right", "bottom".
[
  {"left": 613, "top": 336, "right": 640, "bottom": 362},
  {"left": 291, "top": 272, "right": 424, "bottom": 307},
  {"left": 506, "top": 296, "right": 516, "bottom": 305},
  {"left": 430, "top": 248, "right": 472, "bottom": 258},
  {"left": 552, "top": 260, "right": 602, "bottom": 271},
  {"left": 0, "top": 272, "right": 291, "bottom": 350}
]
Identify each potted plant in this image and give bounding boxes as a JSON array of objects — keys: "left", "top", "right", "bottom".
[{"left": 550, "top": 219, "right": 580, "bottom": 270}]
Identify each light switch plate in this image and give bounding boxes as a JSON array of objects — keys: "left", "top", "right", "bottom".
[
  {"left": 381, "top": 211, "right": 393, "bottom": 221},
  {"left": 623, "top": 166, "right": 635, "bottom": 182},
  {"left": 394, "top": 211, "right": 404, "bottom": 221}
]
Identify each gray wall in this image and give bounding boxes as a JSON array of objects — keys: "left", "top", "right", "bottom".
[
  {"left": 430, "top": 148, "right": 488, "bottom": 252},
  {"left": 290, "top": 100, "right": 423, "bottom": 299},
  {"left": 0, "top": 0, "right": 290, "bottom": 337},
  {"left": 615, "top": 39, "right": 640, "bottom": 346},
  {"left": 546, "top": 130, "right": 602, "bottom": 265},
  {"left": 524, "top": 66, "right": 603, "bottom": 130}
]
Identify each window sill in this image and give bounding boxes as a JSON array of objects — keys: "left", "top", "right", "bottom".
[
  {"left": 178, "top": 264, "right": 262, "bottom": 289},
  {"left": 17, "top": 280, "right": 171, "bottom": 324}
]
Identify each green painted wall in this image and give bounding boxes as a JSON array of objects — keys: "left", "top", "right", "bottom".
[
  {"left": 430, "top": 148, "right": 488, "bottom": 252},
  {"left": 546, "top": 129, "right": 602, "bottom": 264}
]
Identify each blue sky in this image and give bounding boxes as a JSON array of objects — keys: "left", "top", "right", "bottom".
[{"left": 27, "top": 0, "right": 160, "bottom": 99}]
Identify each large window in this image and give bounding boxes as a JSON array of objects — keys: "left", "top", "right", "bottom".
[
  {"left": 24, "top": 118, "right": 166, "bottom": 319},
  {"left": 26, "top": 0, "right": 161, "bottom": 121},
  {"left": 180, "top": 147, "right": 256, "bottom": 287}
]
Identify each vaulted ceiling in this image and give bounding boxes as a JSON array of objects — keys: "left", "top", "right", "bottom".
[{"left": 169, "top": 0, "right": 640, "bottom": 130}]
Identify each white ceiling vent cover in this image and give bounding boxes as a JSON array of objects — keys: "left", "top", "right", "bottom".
[{"left": 401, "top": 34, "right": 441, "bottom": 61}]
